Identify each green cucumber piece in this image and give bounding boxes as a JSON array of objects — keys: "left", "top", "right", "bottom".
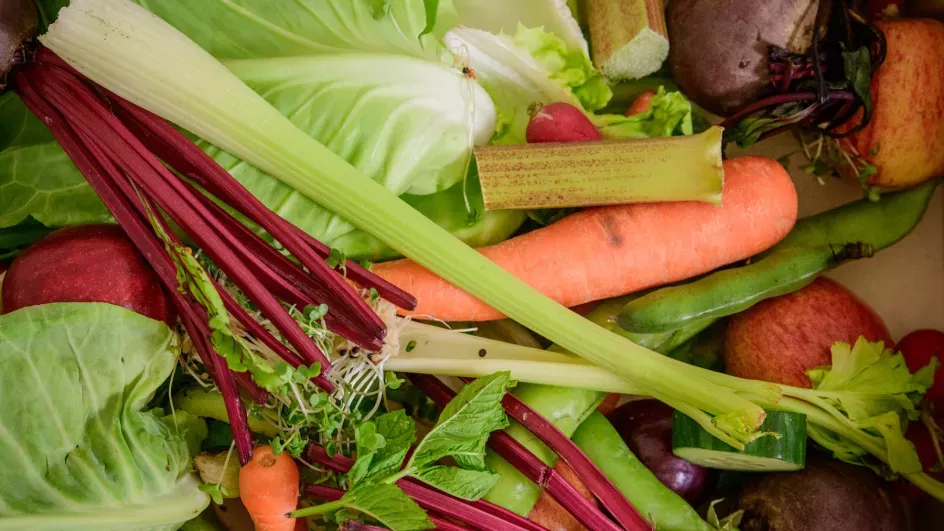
[{"left": 672, "top": 410, "right": 807, "bottom": 471}]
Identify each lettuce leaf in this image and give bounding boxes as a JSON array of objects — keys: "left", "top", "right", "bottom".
[
  {"left": 0, "top": 92, "right": 112, "bottom": 228},
  {"left": 592, "top": 87, "right": 694, "bottom": 139},
  {"left": 452, "top": 0, "right": 588, "bottom": 56},
  {"left": 0, "top": 303, "right": 208, "bottom": 531},
  {"left": 445, "top": 25, "right": 610, "bottom": 145}
]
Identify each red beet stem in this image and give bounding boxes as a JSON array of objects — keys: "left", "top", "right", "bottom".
[
  {"left": 304, "top": 445, "right": 546, "bottom": 531},
  {"left": 499, "top": 389, "right": 650, "bottom": 530},
  {"left": 410, "top": 375, "right": 633, "bottom": 531},
  {"left": 302, "top": 483, "right": 539, "bottom": 531},
  {"left": 31, "top": 66, "right": 335, "bottom": 389},
  {"left": 34, "top": 51, "right": 414, "bottom": 313},
  {"left": 15, "top": 69, "right": 256, "bottom": 464},
  {"left": 184, "top": 182, "right": 382, "bottom": 351}
]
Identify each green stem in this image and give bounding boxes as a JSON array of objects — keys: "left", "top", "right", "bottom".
[{"left": 290, "top": 499, "right": 345, "bottom": 518}]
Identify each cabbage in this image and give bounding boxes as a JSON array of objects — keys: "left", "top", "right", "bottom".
[
  {"left": 0, "top": 303, "right": 208, "bottom": 531},
  {"left": 5, "top": 0, "right": 525, "bottom": 260},
  {"left": 452, "top": 0, "right": 588, "bottom": 56}
]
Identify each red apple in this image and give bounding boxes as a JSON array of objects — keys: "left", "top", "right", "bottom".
[
  {"left": 1, "top": 225, "right": 174, "bottom": 324},
  {"left": 724, "top": 277, "right": 893, "bottom": 388}
]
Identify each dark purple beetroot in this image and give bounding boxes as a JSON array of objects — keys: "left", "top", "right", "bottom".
[{"left": 608, "top": 399, "right": 710, "bottom": 504}]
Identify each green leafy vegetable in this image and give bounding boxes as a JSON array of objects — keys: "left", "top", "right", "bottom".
[
  {"left": 444, "top": 25, "right": 610, "bottom": 144},
  {"left": 0, "top": 92, "right": 111, "bottom": 229},
  {"left": 593, "top": 87, "right": 694, "bottom": 139},
  {"left": 294, "top": 373, "right": 513, "bottom": 528},
  {"left": 349, "top": 410, "right": 415, "bottom": 488},
  {"left": 0, "top": 303, "right": 209, "bottom": 530},
  {"left": 842, "top": 46, "right": 874, "bottom": 116},
  {"left": 452, "top": 0, "right": 588, "bottom": 56},
  {"left": 339, "top": 483, "right": 432, "bottom": 531},
  {"left": 799, "top": 338, "right": 935, "bottom": 475},
  {"left": 131, "top": 0, "right": 451, "bottom": 61},
  {"left": 411, "top": 466, "right": 499, "bottom": 500},
  {"left": 409, "top": 371, "right": 512, "bottom": 470}
]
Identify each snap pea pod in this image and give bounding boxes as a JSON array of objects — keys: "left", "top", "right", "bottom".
[
  {"left": 482, "top": 298, "right": 714, "bottom": 515},
  {"left": 573, "top": 412, "right": 713, "bottom": 531},
  {"left": 618, "top": 243, "right": 872, "bottom": 334},
  {"left": 616, "top": 179, "right": 940, "bottom": 334}
]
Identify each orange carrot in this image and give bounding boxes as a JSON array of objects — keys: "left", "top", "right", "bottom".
[
  {"left": 626, "top": 90, "right": 657, "bottom": 116},
  {"left": 374, "top": 157, "right": 797, "bottom": 322},
  {"left": 239, "top": 445, "right": 300, "bottom": 531}
]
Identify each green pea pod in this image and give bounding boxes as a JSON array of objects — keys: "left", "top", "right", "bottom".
[
  {"left": 573, "top": 412, "right": 713, "bottom": 531},
  {"left": 615, "top": 179, "right": 940, "bottom": 334},
  {"left": 482, "top": 384, "right": 605, "bottom": 515},
  {"left": 617, "top": 243, "right": 873, "bottom": 334},
  {"left": 482, "top": 299, "right": 714, "bottom": 515}
]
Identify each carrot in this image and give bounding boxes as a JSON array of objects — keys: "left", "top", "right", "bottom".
[
  {"left": 528, "top": 460, "right": 597, "bottom": 531},
  {"left": 625, "top": 90, "right": 657, "bottom": 116},
  {"left": 239, "top": 445, "right": 300, "bottom": 531},
  {"left": 374, "top": 156, "right": 798, "bottom": 322}
]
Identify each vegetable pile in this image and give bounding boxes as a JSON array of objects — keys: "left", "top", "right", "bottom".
[{"left": 0, "top": 1, "right": 942, "bottom": 531}]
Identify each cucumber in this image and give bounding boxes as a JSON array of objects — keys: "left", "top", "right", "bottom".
[{"left": 672, "top": 410, "right": 807, "bottom": 471}]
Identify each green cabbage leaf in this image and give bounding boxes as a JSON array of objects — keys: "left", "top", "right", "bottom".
[{"left": 0, "top": 303, "right": 208, "bottom": 531}]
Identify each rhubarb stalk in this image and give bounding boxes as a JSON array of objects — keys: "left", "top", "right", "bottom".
[{"left": 475, "top": 126, "right": 724, "bottom": 210}]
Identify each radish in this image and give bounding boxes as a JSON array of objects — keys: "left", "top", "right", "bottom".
[
  {"left": 899, "top": 329, "right": 944, "bottom": 404},
  {"left": 526, "top": 102, "right": 603, "bottom": 143}
]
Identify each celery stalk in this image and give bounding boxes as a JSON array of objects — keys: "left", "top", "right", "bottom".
[
  {"left": 41, "top": 0, "right": 766, "bottom": 446},
  {"left": 476, "top": 126, "right": 724, "bottom": 210}
]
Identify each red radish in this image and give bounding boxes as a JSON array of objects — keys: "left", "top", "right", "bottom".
[
  {"left": 898, "top": 329, "right": 944, "bottom": 404},
  {"left": 1, "top": 225, "right": 174, "bottom": 324},
  {"left": 625, "top": 90, "right": 657, "bottom": 116},
  {"left": 724, "top": 277, "right": 893, "bottom": 388},
  {"left": 526, "top": 102, "right": 603, "bottom": 143}
]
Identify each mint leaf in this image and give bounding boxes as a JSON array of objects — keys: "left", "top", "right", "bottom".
[
  {"left": 340, "top": 483, "right": 432, "bottom": 531},
  {"left": 349, "top": 410, "right": 415, "bottom": 487},
  {"left": 409, "top": 372, "right": 512, "bottom": 471},
  {"left": 412, "top": 465, "right": 499, "bottom": 501}
]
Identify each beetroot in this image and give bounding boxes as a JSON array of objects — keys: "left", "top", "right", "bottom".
[
  {"left": 0, "top": 0, "right": 36, "bottom": 92},
  {"left": 1, "top": 225, "right": 174, "bottom": 324},
  {"left": 526, "top": 102, "right": 603, "bottom": 143},
  {"left": 608, "top": 399, "right": 710, "bottom": 504}
]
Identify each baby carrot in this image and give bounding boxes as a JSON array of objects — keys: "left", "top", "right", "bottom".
[
  {"left": 239, "top": 445, "right": 300, "bottom": 531},
  {"left": 374, "top": 156, "right": 797, "bottom": 322}
]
